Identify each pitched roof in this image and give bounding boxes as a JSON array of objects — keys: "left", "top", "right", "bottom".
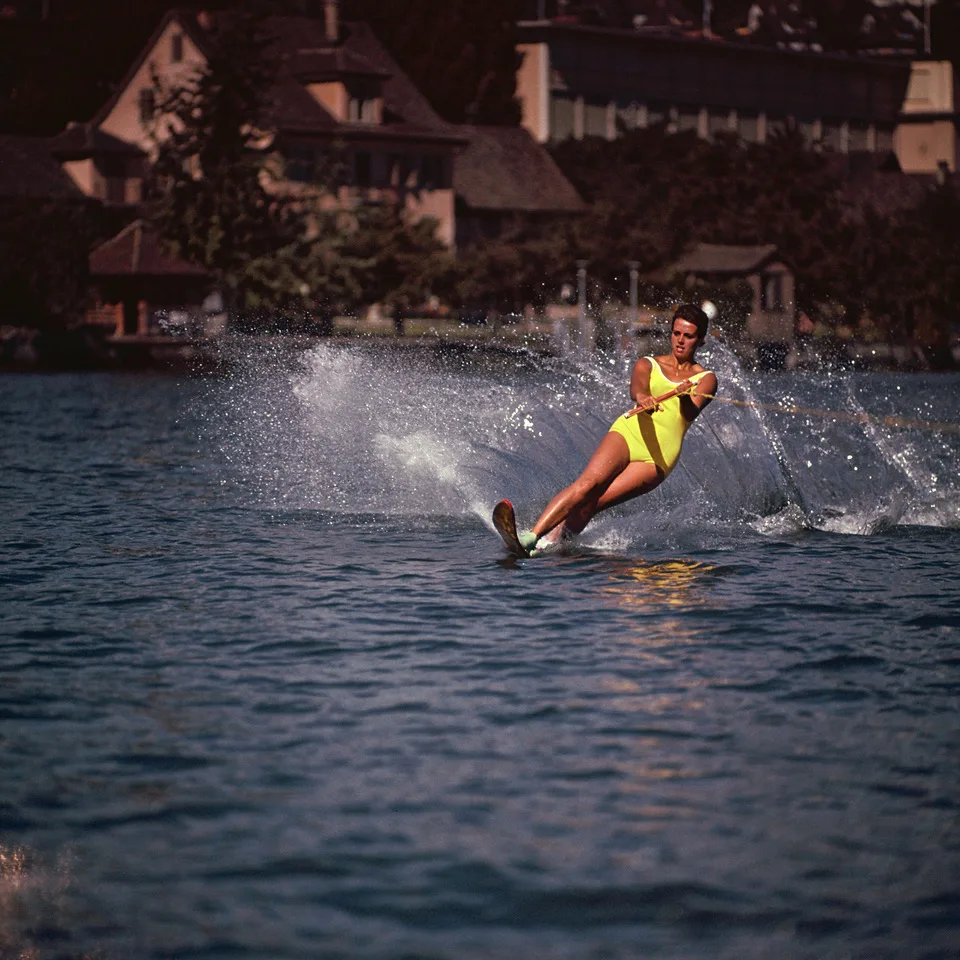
[
  {"left": 90, "top": 9, "right": 211, "bottom": 127},
  {"left": 263, "top": 73, "right": 340, "bottom": 132},
  {"left": 263, "top": 16, "right": 390, "bottom": 81},
  {"left": 671, "top": 242, "right": 781, "bottom": 274},
  {"left": 0, "top": 135, "right": 89, "bottom": 200},
  {"left": 338, "top": 21, "right": 453, "bottom": 133},
  {"left": 258, "top": 18, "right": 466, "bottom": 144},
  {"left": 89, "top": 219, "right": 209, "bottom": 277},
  {"left": 285, "top": 46, "right": 388, "bottom": 81},
  {"left": 453, "top": 126, "right": 586, "bottom": 213},
  {"left": 49, "top": 122, "right": 146, "bottom": 160}
]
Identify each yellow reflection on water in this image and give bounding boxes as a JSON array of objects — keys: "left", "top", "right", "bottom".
[
  {"left": 600, "top": 557, "right": 716, "bottom": 611},
  {"left": 596, "top": 558, "right": 721, "bottom": 706}
]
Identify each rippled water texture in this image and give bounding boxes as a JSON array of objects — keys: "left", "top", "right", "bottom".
[{"left": 2, "top": 341, "right": 959, "bottom": 960}]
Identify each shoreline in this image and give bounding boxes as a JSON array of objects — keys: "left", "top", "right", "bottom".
[{"left": 1, "top": 322, "right": 957, "bottom": 374}]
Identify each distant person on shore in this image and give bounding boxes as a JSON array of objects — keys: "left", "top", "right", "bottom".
[{"left": 519, "top": 303, "right": 718, "bottom": 554}]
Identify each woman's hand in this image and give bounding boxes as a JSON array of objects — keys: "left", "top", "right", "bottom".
[{"left": 625, "top": 395, "right": 661, "bottom": 418}]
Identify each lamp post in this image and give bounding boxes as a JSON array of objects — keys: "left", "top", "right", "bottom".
[
  {"left": 626, "top": 260, "right": 640, "bottom": 356},
  {"left": 576, "top": 260, "right": 588, "bottom": 353}
]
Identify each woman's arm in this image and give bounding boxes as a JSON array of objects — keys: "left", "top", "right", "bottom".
[
  {"left": 679, "top": 372, "right": 717, "bottom": 422},
  {"left": 629, "top": 357, "right": 653, "bottom": 406}
]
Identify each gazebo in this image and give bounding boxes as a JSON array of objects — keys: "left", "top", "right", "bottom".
[
  {"left": 88, "top": 219, "right": 210, "bottom": 337},
  {"left": 669, "top": 242, "right": 797, "bottom": 345}
]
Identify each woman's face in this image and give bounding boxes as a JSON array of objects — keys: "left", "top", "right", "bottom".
[{"left": 671, "top": 318, "right": 702, "bottom": 363}]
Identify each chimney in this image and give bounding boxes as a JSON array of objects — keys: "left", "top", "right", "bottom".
[{"left": 324, "top": 0, "right": 339, "bottom": 43}]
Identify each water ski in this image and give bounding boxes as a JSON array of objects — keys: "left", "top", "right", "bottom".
[{"left": 492, "top": 499, "right": 530, "bottom": 557}]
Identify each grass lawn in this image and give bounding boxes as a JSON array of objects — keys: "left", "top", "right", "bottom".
[{"left": 332, "top": 315, "right": 556, "bottom": 353}]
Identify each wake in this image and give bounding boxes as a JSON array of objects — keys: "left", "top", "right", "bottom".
[{"left": 206, "top": 338, "right": 960, "bottom": 539}]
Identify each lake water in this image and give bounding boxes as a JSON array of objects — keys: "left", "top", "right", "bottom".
[{"left": 2, "top": 338, "right": 959, "bottom": 960}]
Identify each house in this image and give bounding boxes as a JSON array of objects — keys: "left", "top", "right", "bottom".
[
  {"left": 668, "top": 242, "right": 796, "bottom": 349},
  {"left": 895, "top": 59, "right": 958, "bottom": 176},
  {"left": 452, "top": 125, "right": 586, "bottom": 247},
  {"left": 50, "top": 3, "right": 467, "bottom": 247},
  {"left": 514, "top": 11, "right": 958, "bottom": 175}
]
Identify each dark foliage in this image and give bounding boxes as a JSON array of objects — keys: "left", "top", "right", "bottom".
[
  {"left": 340, "top": 0, "right": 525, "bottom": 124},
  {"left": 145, "top": 8, "right": 306, "bottom": 313},
  {"left": 547, "top": 123, "right": 853, "bottom": 312},
  {"left": 0, "top": 197, "right": 121, "bottom": 328},
  {"left": 144, "top": 8, "right": 448, "bottom": 322},
  {"left": 452, "top": 124, "right": 958, "bottom": 343}
]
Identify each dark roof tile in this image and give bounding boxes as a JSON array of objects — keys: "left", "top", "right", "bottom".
[
  {"left": 0, "top": 135, "right": 88, "bottom": 200},
  {"left": 453, "top": 126, "right": 586, "bottom": 213},
  {"left": 672, "top": 242, "right": 780, "bottom": 274},
  {"left": 49, "top": 122, "right": 145, "bottom": 159},
  {"left": 90, "top": 219, "right": 209, "bottom": 277}
]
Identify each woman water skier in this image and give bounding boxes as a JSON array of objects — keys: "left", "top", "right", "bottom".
[{"left": 518, "top": 303, "right": 718, "bottom": 554}]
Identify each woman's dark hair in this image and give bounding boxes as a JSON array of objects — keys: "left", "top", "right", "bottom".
[{"left": 672, "top": 303, "right": 709, "bottom": 339}]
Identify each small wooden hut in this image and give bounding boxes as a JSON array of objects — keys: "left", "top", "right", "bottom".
[
  {"left": 669, "top": 242, "right": 796, "bottom": 344},
  {"left": 88, "top": 219, "right": 210, "bottom": 337}
]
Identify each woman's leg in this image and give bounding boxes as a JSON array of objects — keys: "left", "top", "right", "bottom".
[
  {"left": 531, "top": 432, "right": 630, "bottom": 539},
  {"left": 540, "top": 458, "right": 665, "bottom": 538}
]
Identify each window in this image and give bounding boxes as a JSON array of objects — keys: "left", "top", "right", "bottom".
[
  {"left": 99, "top": 154, "right": 126, "bottom": 204},
  {"left": 348, "top": 98, "right": 378, "bottom": 123},
  {"left": 708, "top": 110, "right": 731, "bottom": 138},
  {"left": 138, "top": 88, "right": 155, "bottom": 125},
  {"left": 386, "top": 153, "right": 401, "bottom": 187},
  {"left": 286, "top": 146, "right": 314, "bottom": 182},
  {"left": 849, "top": 123, "right": 869, "bottom": 152},
  {"left": 678, "top": 109, "right": 698, "bottom": 133},
  {"left": 584, "top": 101, "right": 606, "bottom": 138},
  {"left": 420, "top": 154, "right": 443, "bottom": 189},
  {"left": 171, "top": 33, "right": 183, "bottom": 63},
  {"left": 354, "top": 151, "right": 372, "bottom": 188},
  {"left": 550, "top": 96, "right": 575, "bottom": 142}
]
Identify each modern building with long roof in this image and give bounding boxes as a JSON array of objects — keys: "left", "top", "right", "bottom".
[{"left": 515, "top": 12, "right": 958, "bottom": 174}]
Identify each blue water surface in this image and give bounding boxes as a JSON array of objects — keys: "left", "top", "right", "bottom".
[{"left": 1, "top": 343, "right": 959, "bottom": 960}]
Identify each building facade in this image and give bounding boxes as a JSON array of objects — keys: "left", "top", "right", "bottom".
[
  {"left": 895, "top": 58, "right": 959, "bottom": 174},
  {"left": 516, "top": 18, "right": 958, "bottom": 173},
  {"left": 50, "top": 4, "right": 465, "bottom": 246}
]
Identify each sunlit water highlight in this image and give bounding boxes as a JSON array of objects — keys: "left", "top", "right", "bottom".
[{"left": 1, "top": 340, "right": 958, "bottom": 960}]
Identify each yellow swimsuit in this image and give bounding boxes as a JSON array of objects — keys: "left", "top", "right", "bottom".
[{"left": 607, "top": 357, "right": 711, "bottom": 476}]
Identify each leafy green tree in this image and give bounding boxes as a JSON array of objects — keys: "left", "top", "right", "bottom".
[
  {"left": 294, "top": 202, "right": 450, "bottom": 324},
  {"left": 146, "top": 9, "right": 312, "bottom": 314},
  {"left": 690, "top": 126, "right": 854, "bottom": 313},
  {"left": 445, "top": 217, "right": 578, "bottom": 312},
  {"left": 549, "top": 124, "right": 853, "bottom": 314}
]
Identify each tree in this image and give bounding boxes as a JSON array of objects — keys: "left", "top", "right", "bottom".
[
  {"left": 549, "top": 123, "right": 853, "bottom": 313},
  {"left": 293, "top": 201, "right": 450, "bottom": 325},
  {"left": 344, "top": 0, "right": 523, "bottom": 124},
  {"left": 0, "top": 196, "right": 118, "bottom": 329},
  {"left": 146, "top": 9, "right": 452, "bottom": 327},
  {"left": 146, "top": 8, "right": 313, "bottom": 315},
  {"left": 848, "top": 179, "right": 960, "bottom": 347}
]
